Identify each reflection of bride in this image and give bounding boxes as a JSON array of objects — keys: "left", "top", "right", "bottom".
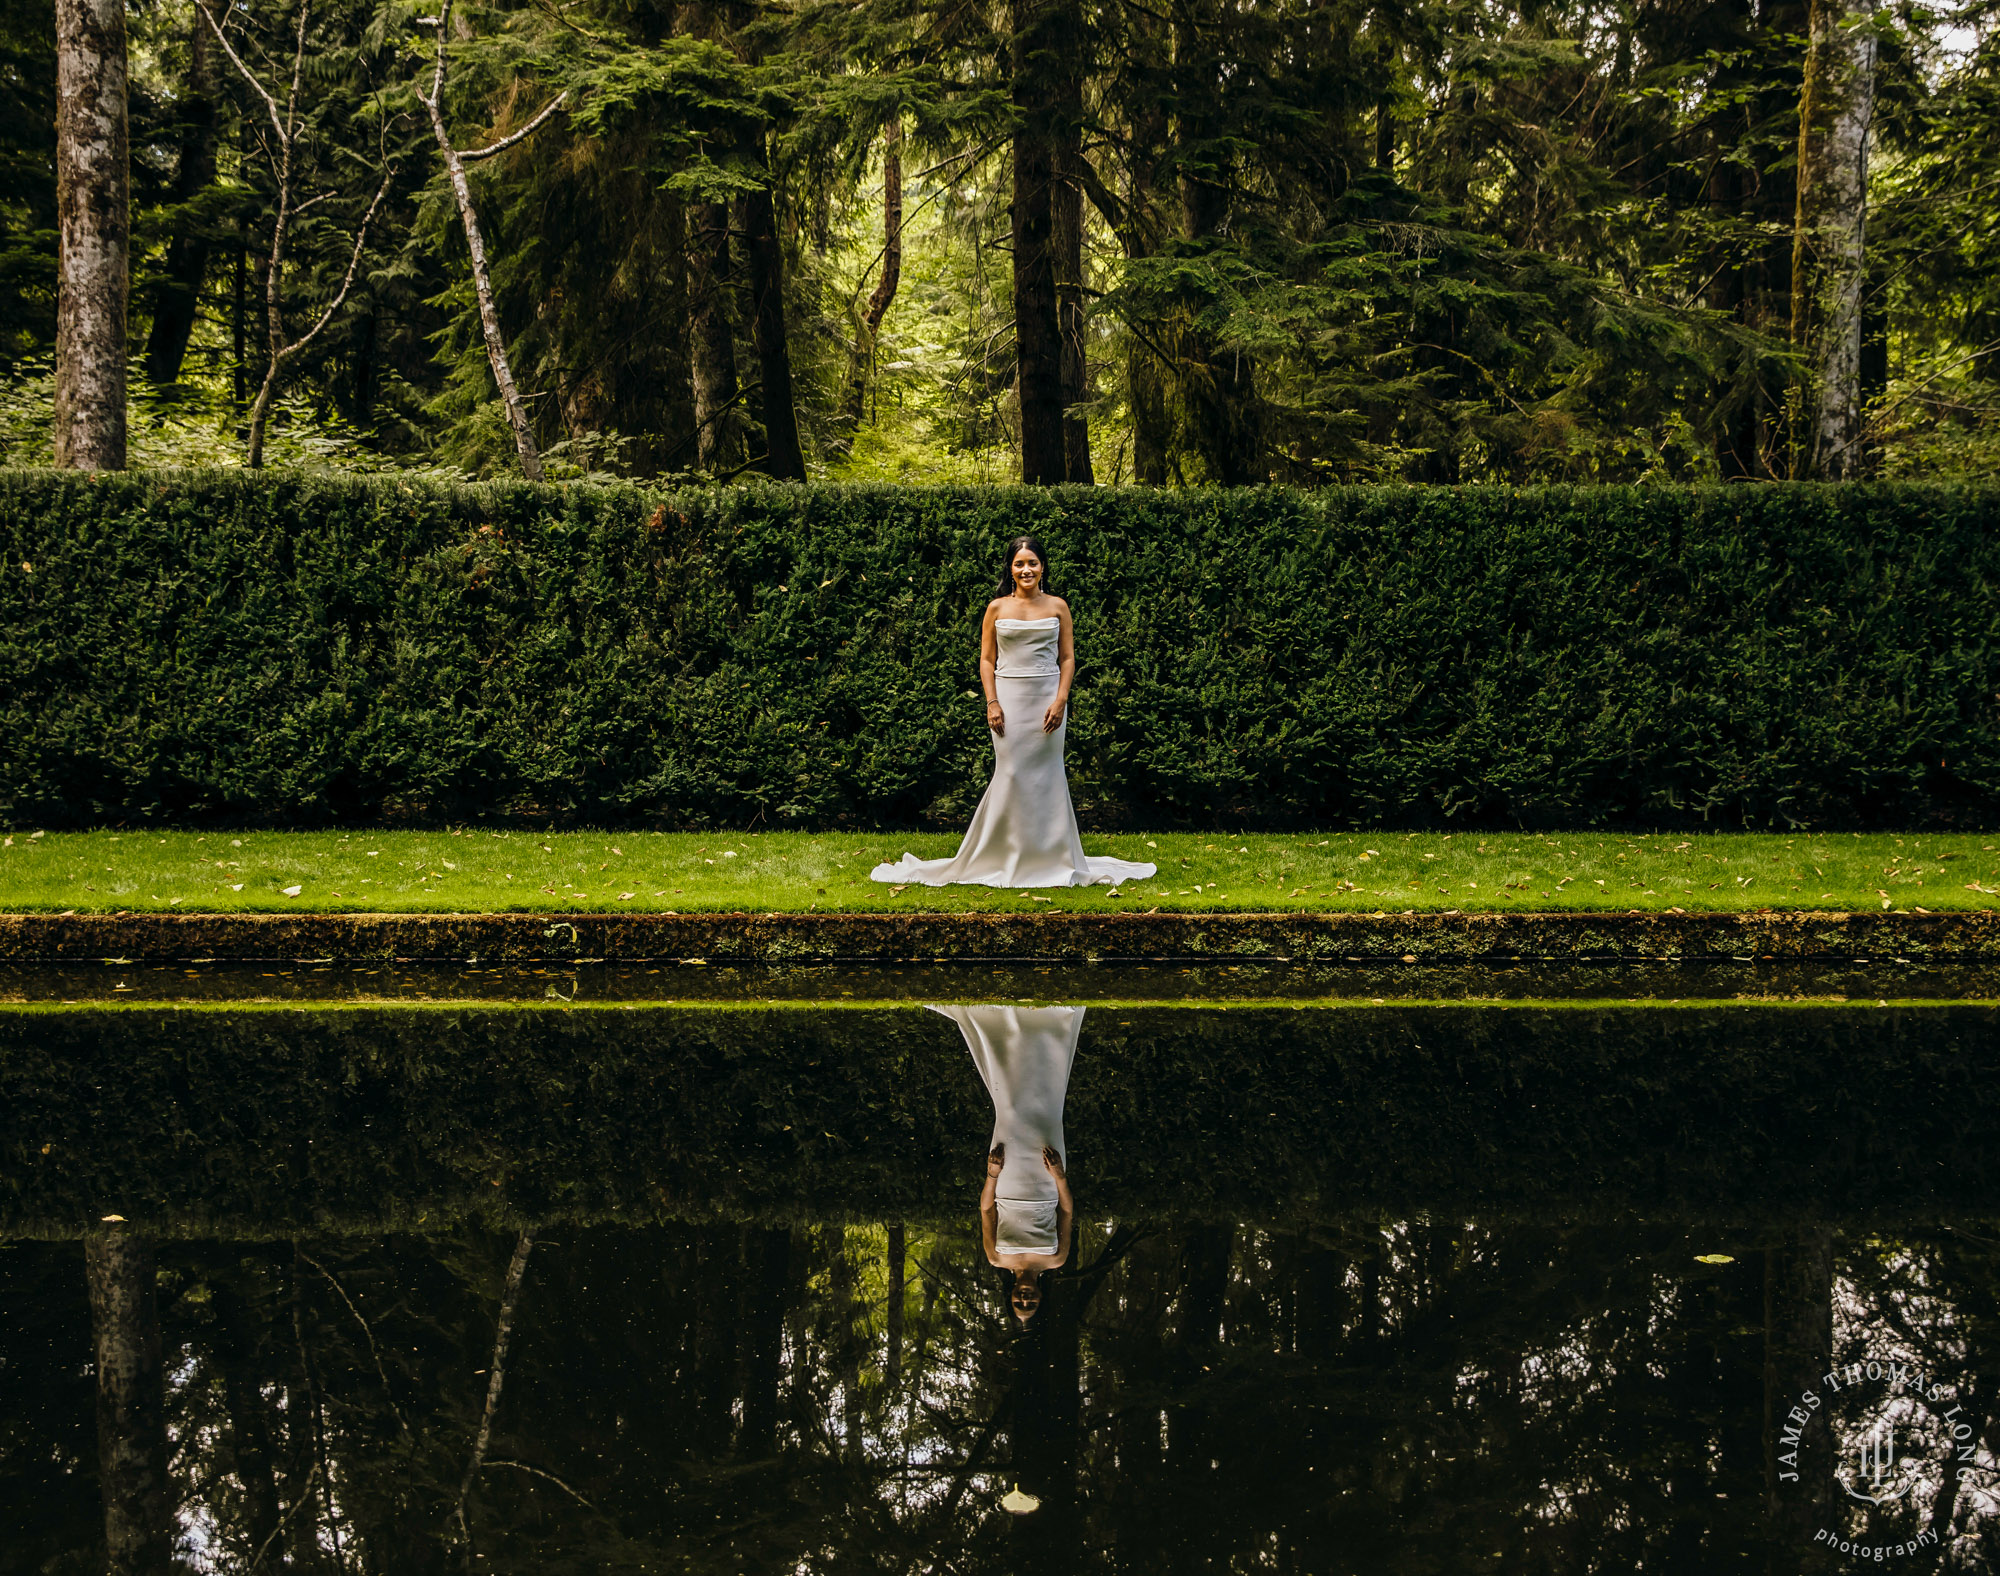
[
  {"left": 929, "top": 1004, "right": 1083, "bottom": 1327},
  {"left": 871, "top": 537, "right": 1155, "bottom": 889}
]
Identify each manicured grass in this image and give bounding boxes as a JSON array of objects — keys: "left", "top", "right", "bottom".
[{"left": 2, "top": 829, "right": 1997, "bottom": 915}]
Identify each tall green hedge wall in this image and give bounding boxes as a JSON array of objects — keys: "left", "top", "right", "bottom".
[{"left": 2, "top": 471, "right": 1997, "bottom": 829}]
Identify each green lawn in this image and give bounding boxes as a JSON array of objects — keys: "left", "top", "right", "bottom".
[{"left": 2, "top": 828, "right": 1997, "bottom": 914}]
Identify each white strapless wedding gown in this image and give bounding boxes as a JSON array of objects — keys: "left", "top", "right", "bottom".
[
  {"left": 872, "top": 618, "right": 1157, "bottom": 888},
  {"left": 930, "top": 1003, "right": 1084, "bottom": 1256}
]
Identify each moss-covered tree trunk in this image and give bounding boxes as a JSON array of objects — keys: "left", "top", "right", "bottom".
[
  {"left": 53, "top": 0, "right": 128, "bottom": 470},
  {"left": 689, "top": 200, "right": 744, "bottom": 475}
]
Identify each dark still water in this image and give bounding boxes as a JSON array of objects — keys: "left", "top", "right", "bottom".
[{"left": 2, "top": 1001, "right": 1997, "bottom": 1573}]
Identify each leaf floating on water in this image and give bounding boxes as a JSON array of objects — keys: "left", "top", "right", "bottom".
[
  {"left": 1001, "top": 1488, "right": 1042, "bottom": 1515},
  {"left": 1695, "top": 1254, "right": 1735, "bottom": 1264}
]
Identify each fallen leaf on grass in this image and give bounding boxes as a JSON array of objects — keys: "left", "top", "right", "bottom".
[
  {"left": 280, "top": 885, "right": 302, "bottom": 897},
  {"left": 618, "top": 892, "right": 636, "bottom": 901}
]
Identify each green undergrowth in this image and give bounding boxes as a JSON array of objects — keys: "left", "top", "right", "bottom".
[{"left": 3, "top": 828, "right": 1998, "bottom": 914}]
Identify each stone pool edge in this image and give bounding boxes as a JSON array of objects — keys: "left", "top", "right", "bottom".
[{"left": 1, "top": 909, "right": 1995, "bottom": 963}]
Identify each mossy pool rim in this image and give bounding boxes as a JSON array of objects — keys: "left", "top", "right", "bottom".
[{"left": 3, "top": 905, "right": 1998, "bottom": 965}]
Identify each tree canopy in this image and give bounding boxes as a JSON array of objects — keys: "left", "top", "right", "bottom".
[{"left": 4, "top": 0, "right": 1998, "bottom": 484}]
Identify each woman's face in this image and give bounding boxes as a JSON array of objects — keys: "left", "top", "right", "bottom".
[
  {"left": 1011, "top": 549, "right": 1043, "bottom": 594},
  {"left": 1011, "top": 1271, "right": 1042, "bottom": 1322}
]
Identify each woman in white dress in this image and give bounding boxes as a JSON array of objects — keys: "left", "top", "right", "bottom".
[
  {"left": 929, "top": 1003, "right": 1084, "bottom": 1327},
  {"left": 871, "top": 538, "right": 1157, "bottom": 889}
]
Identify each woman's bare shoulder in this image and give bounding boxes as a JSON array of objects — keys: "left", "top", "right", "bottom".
[{"left": 1049, "top": 595, "right": 1074, "bottom": 616}]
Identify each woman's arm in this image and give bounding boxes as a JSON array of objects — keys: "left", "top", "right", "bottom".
[
  {"left": 980, "top": 603, "right": 1004, "bottom": 735},
  {"left": 1045, "top": 600, "right": 1075, "bottom": 733},
  {"left": 980, "top": 1143, "right": 1003, "bottom": 1263},
  {"left": 1045, "top": 1145, "right": 1073, "bottom": 1265}
]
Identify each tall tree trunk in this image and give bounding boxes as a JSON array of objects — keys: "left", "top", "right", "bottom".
[
  {"left": 436, "top": 140, "right": 541, "bottom": 479},
  {"left": 1053, "top": 116, "right": 1093, "bottom": 483},
  {"left": 689, "top": 201, "right": 744, "bottom": 474},
  {"left": 85, "top": 1229, "right": 172, "bottom": 1576},
  {"left": 842, "top": 117, "right": 902, "bottom": 435},
  {"left": 431, "top": 135, "right": 542, "bottom": 480},
  {"left": 653, "top": 187, "right": 697, "bottom": 474},
  {"left": 143, "top": 12, "right": 217, "bottom": 386},
  {"left": 1790, "top": 0, "right": 1875, "bottom": 479},
  {"left": 736, "top": 130, "right": 805, "bottom": 481},
  {"left": 1174, "top": 0, "right": 1261, "bottom": 485},
  {"left": 54, "top": 0, "right": 129, "bottom": 470},
  {"left": 1125, "top": 82, "right": 1170, "bottom": 485},
  {"left": 451, "top": 1231, "right": 533, "bottom": 1540},
  {"left": 1012, "top": 0, "right": 1066, "bottom": 485},
  {"left": 416, "top": 13, "right": 558, "bottom": 483}
]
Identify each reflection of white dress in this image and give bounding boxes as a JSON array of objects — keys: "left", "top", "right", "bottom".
[
  {"left": 872, "top": 619, "right": 1157, "bottom": 889},
  {"left": 931, "top": 1004, "right": 1084, "bottom": 1256}
]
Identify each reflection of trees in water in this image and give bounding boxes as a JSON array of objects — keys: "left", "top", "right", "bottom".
[{"left": 1, "top": 1220, "right": 1995, "bottom": 1572}]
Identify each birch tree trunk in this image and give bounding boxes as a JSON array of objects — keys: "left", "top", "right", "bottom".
[
  {"left": 417, "top": 3, "right": 563, "bottom": 482},
  {"left": 85, "top": 1228, "right": 173, "bottom": 1576},
  {"left": 429, "top": 132, "right": 544, "bottom": 480},
  {"left": 1790, "top": 0, "right": 1875, "bottom": 479},
  {"left": 54, "top": 0, "right": 129, "bottom": 470}
]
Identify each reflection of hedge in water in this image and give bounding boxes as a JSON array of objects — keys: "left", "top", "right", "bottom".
[
  {"left": 5, "top": 474, "right": 2000, "bottom": 829},
  {"left": 2, "top": 1005, "right": 1997, "bottom": 1234}
]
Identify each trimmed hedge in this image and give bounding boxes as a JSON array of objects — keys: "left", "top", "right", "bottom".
[{"left": 2, "top": 470, "right": 1998, "bottom": 829}]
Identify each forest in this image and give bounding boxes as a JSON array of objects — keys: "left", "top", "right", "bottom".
[{"left": 5, "top": 0, "right": 2000, "bottom": 486}]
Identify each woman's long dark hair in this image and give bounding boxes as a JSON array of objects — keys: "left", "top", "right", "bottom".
[{"left": 994, "top": 536, "right": 1055, "bottom": 600}]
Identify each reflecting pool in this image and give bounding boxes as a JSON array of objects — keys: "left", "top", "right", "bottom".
[{"left": 2, "top": 1000, "right": 1996, "bottom": 1572}]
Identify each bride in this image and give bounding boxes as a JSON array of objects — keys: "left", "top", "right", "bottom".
[{"left": 872, "top": 537, "right": 1157, "bottom": 888}]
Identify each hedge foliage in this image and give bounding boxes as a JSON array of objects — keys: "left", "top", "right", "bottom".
[{"left": 2, "top": 470, "right": 1998, "bottom": 829}]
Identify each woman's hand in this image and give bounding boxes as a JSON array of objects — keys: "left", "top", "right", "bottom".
[
  {"left": 988, "top": 1144, "right": 1006, "bottom": 1176},
  {"left": 1042, "top": 1146, "right": 1065, "bottom": 1179},
  {"left": 986, "top": 699, "right": 1005, "bottom": 736},
  {"left": 1041, "top": 696, "right": 1066, "bottom": 733}
]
